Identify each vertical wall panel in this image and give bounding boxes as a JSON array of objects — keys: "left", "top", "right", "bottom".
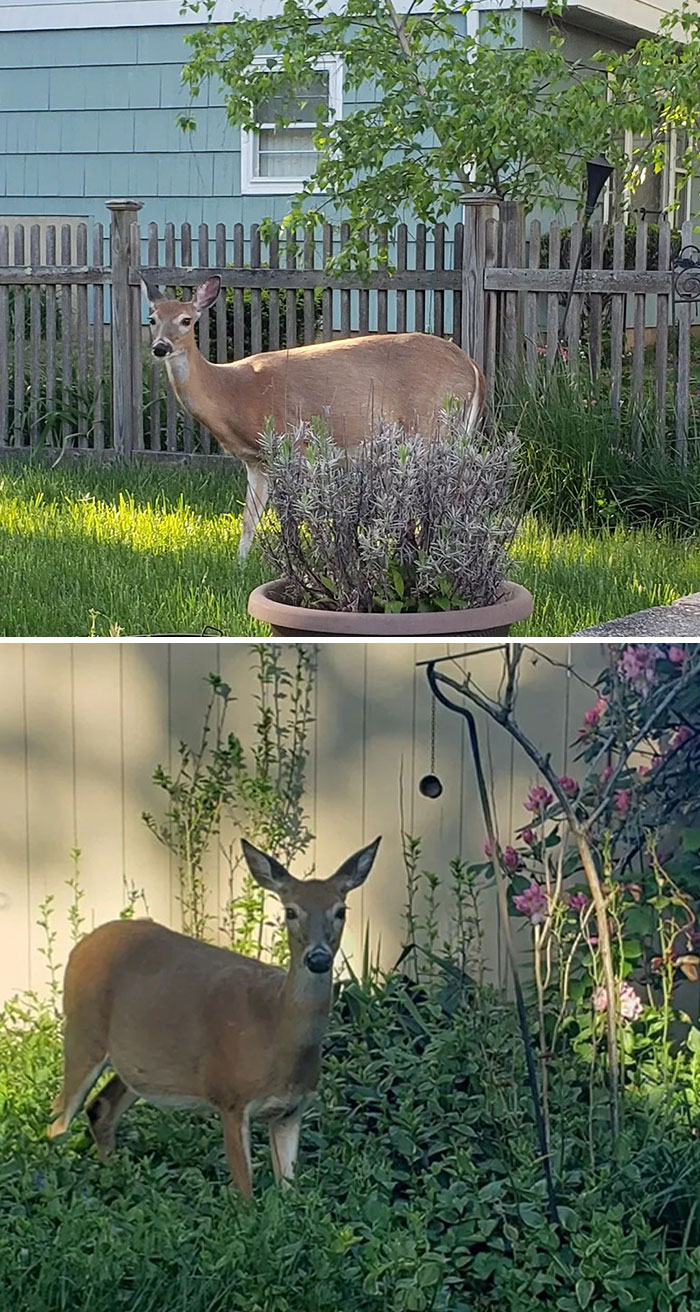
[{"left": 0, "top": 645, "right": 30, "bottom": 1002}]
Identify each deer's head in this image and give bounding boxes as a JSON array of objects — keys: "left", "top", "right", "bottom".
[
  {"left": 142, "top": 276, "right": 221, "bottom": 359},
  {"left": 241, "top": 838, "right": 381, "bottom": 974}
]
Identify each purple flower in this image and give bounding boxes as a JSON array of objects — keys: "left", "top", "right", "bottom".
[
  {"left": 567, "top": 891, "right": 589, "bottom": 914},
  {"left": 503, "top": 845, "right": 520, "bottom": 872},
  {"left": 513, "top": 881, "right": 548, "bottom": 925},
  {"left": 614, "top": 788, "right": 632, "bottom": 816},
  {"left": 558, "top": 775, "right": 579, "bottom": 798},
  {"left": 521, "top": 827, "right": 535, "bottom": 845},
  {"left": 524, "top": 785, "right": 553, "bottom": 815}
]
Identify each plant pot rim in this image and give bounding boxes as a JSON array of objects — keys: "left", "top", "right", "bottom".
[{"left": 248, "top": 579, "right": 533, "bottom": 636}]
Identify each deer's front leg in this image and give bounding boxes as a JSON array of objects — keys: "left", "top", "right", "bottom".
[
  {"left": 221, "top": 1108, "right": 253, "bottom": 1199},
  {"left": 269, "top": 1109, "right": 302, "bottom": 1190},
  {"left": 238, "top": 464, "right": 269, "bottom": 560}
]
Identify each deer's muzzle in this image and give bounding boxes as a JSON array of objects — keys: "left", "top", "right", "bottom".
[
  {"left": 305, "top": 946, "right": 333, "bottom": 974},
  {"left": 152, "top": 341, "right": 172, "bottom": 358}
]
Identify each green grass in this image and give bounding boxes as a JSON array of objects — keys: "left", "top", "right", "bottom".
[{"left": 1, "top": 458, "right": 699, "bottom": 636}]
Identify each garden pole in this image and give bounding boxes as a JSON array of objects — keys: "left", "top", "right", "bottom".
[{"left": 425, "top": 661, "right": 560, "bottom": 1227}]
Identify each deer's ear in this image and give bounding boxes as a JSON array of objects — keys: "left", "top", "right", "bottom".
[
  {"left": 141, "top": 278, "right": 161, "bottom": 308},
  {"left": 193, "top": 275, "right": 222, "bottom": 312},
  {"left": 331, "top": 837, "right": 381, "bottom": 895},
  {"left": 241, "top": 840, "right": 293, "bottom": 895}
]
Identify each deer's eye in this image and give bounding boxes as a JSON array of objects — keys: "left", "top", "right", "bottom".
[
  {"left": 149, "top": 316, "right": 156, "bottom": 326},
  {"left": 180, "top": 316, "right": 192, "bottom": 327},
  {"left": 286, "top": 906, "right": 298, "bottom": 921},
  {"left": 335, "top": 906, "right": 346, "bottom": 922}
]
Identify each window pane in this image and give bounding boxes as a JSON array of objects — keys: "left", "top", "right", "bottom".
[
  {"left": 256, "top": 73, "right": 329, "bottom": 125},
  {"left": 256, "top": 127, "right": 317, "bottom": 178}
]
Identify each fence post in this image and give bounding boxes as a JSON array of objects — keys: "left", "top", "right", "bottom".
[
  {"left": 107, "top": 199, "right": 143, "bottom": 456},
  {"left": 460, "top": 193, "right": 498, "bottom": 371}
]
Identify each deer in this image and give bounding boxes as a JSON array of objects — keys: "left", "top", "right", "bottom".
[
  {"left": 47, "top": 836, "right": 380, "bottom": 1199},
  {"left": 142, "top": 275, "right": 486, "bottom": 558}
]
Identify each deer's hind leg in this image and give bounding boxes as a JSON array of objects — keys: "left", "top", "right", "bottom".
[
  {"left": 48, "top": 1017, "right": 107, "bottom": 1140},
  {"left": 86, "top": 1074, "right": 137, "bottom": 1161}
]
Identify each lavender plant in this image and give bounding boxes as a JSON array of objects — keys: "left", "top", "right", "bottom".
[{"left": 260, "top": 415, "right": 520, "bottom": 614}]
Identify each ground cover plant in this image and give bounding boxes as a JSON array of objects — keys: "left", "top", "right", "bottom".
[
  {"left": 2, "top": 459, "right": 700, "bottom": 636},
  {"left": 3, "top": 644, "right": 700, "bottom": 1310}
]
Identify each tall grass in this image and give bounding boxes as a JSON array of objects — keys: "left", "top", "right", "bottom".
[{"left": 502, "top": 364, "right": 700, "bottom": 532}]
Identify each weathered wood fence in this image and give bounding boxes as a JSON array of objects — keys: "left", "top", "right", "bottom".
[{"left": 0, "top": 197, "right": 697, "bottom": 461}]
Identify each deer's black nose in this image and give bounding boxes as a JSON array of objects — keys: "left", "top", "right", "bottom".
[
  {"left": 305, "top": 947, "right": 332, "bottom": 974},
  {"left": 152, "top": 341, "right": 171, "bottom": 358}
]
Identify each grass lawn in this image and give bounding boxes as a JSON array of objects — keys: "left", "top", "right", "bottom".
[{"left": 0, "top": 458, "right": 698, "bottom": 636}]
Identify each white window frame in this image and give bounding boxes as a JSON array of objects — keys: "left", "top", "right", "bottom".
[{"left": 240, "top": 55, "right": 343, "bottom": 197}]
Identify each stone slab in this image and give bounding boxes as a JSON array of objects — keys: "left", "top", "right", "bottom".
[{"left": 575, "top": 593, "right": 700, "bottom": 637}]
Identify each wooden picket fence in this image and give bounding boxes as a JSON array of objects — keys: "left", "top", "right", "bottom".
[{"left": 0, "top": 197, "right": 697, "bottom": 461}]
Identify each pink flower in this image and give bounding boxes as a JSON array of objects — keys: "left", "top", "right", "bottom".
[
  {"left": 524, "top": 784, "right": 553, "bottom": 815},
  {"left": 581, "top": 697, "right": 608, "bottom": 734},
  {"left": 567, "top": 891, "right": 589, "bottom": 914},
  {"left": 503, "top": 845, "right": 520, "bottom": 872},
  {"left": 559, "top": 775, "right": 579, "bottom": 798},
  {"left": 614, "top": 788, "right": 632, "bottom": 816},
  {"left": 638, "top": 763, "right": 651, "bottom": 778},
  {"left": 593, "top": 981, "right": 643, "bottom": 1021},
  {"left": 513, "top": 881, "right": 549, "bottom": 925},
  {"left": 521, "top": 827, "right": 535, "bottom": 845},
  {"left": 600, "top": 765, "right": 614, "bottom": 785},
  {"left": 618, "top": 645, "right": 661, "bottom": 692},
  {"left": 668, "top": 646, "right": 687, "bottom": 665}
]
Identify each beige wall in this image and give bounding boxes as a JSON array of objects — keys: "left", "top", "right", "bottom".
[{"left": 0, "top": 641, "right": 605, "bottom": 1004}]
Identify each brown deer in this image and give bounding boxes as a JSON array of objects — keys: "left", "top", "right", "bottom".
[
  {"left": 47, "top": 836, "right": 380, "bottom": 1198},
  {"left": 142, "top": 275, "right": 486, "bottom": 558}
]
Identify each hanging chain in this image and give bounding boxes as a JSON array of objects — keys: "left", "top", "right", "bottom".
[{"left": 430, "top": 695, "right": 436, "bottom": 774}]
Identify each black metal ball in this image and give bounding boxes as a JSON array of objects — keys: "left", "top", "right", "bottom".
[{"left": 419, "top": 773, "right": 443, "bottom": 799}]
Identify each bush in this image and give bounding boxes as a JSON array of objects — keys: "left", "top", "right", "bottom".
[{"left": 259, "top": 415, "right": 520, "bottom": 614}]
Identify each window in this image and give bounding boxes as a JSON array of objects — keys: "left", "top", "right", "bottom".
[{"left": 240, "top": 56, "right": 343, "bottom": 196}]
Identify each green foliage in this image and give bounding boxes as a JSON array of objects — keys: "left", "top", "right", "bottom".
[
  {"left": 180, "top": 0, "right": 700, "bottom": 272},
  {"left": 143, "top": 648, "right": 316, "bottom": 954},
  {"left": 3, "top": 962, "right": 700, "bottom": 1311}
]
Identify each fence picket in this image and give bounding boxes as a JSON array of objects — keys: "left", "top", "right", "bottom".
[
  {"left": 359, "top": 227, "right": 370, "bottom": 336},
  {"left": 322, "top": 224, "right": 333, "bottom": 341},
  {"left": 589, "top": 220, "right": 603, "bottom": 383},
  {"left": 285, "top": 229, "right": 297, "bottom": 348},
  {"left": 29, "top": 225, "right": 41, "bottom": 448},
  {"left": 76, "top": 223, "right": 89, "bottom": 446},
  {"left": 432, "top": 223, "right": 444, "bottom": 340},
  {"left": 147, "top": 222, "right": 160, "bottom": 452},
  {"left": 45, "top": 226, "right": 57, "bottom": 442},
  {"left": 524, "top": 219, "right": 540, "bottom": 382},
  {"left": 303, "top": 230, "right": 315, "bottom": 345},
  {"left": 60, "top": 225, "right": 72, "bottom": 446},
  {"left": 610, "top": 222, "right": 625, "bottom": 420},
  {"left": 198, "top": 222, "right": 211, "bottom": 451},
  {"left": 452, "top": 221, "right": 463, "bottom": 349},
  {"left": 676, "top": 219, "right": 693, "bottom": 466},
  {"left": 655, "top": 220, "right": 671, "bottom": 448},
  {"left": 567, "top": 221, "right": 582, "bottom": 382},
  {"left": 631, "top": 219, "right": 648, "bottom": 443},
  {"left": 0, "top": 226, "right": 8, "bottom": 446},
  {"left": 396, "top": 224, "right": 407, "bottom": 336},
  {"left": 267, "top": 227, "right": 280, "bottom": 352},
  {"left": 164, "top": 222, "right": 177, "bottom": 452},
  {"left": 546, "top": 222, "right": 561, "bottom": 371},
  {"left": 13, "top": 225, "right": 26, "bottom": 444},
  {"left": 249, "top": 224, "right": 262, "bottom": 356},
  {"left": 180, "top": 223, "right": 194, "bottom": 453}
]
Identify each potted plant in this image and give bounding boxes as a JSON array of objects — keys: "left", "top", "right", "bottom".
[{"left": 247, "top": 413, "right": 533, "bottom": 637}]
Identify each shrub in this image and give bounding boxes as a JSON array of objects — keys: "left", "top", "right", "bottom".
[{"left": 259, "top": 415, "right": 520, "bottom": 614}]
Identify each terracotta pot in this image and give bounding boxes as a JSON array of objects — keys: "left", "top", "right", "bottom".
[{"left": 247, "top": 580, "right": 533, "bottom": 638}]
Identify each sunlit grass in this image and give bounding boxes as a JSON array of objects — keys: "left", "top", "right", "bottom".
[{"left": 0, "top": 459, "right": 697, "bottom": 636}]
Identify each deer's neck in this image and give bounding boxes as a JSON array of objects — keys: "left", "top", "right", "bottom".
[
  {"left": 166, "top": 342, "right": 231, "bottom": 430},
  {"left": 277, "top": 962, "right": 333, "bottom": 1058}
]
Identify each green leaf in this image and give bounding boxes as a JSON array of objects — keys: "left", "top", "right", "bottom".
[
  {"left": 687, "top": 1027, "right": 700, "bottom": 1055},
  {"left": 682, "top": 828, "right": 700, "bottom": 852},
  {"left": 576, "top": 1279, "right": 595, "bottom": 1309}
]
